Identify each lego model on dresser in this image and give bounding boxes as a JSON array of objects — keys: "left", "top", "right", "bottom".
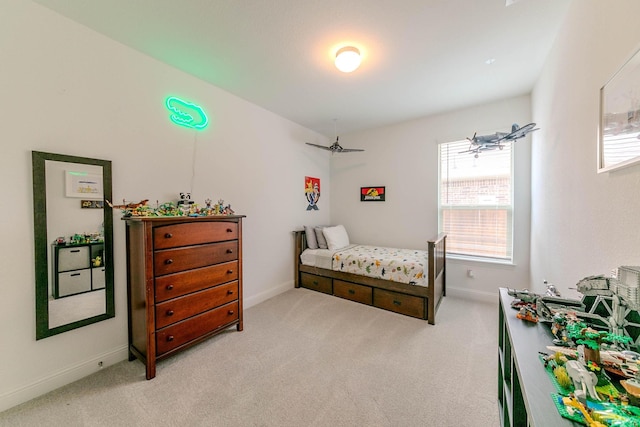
[{"left": 125, "top": 215, "right": 244, "bottom": 379}]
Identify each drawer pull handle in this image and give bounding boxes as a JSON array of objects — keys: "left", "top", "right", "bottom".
[
  {"left": 227, "top": 290, "right": 234, "bottom": 295},
  {"left": 228, "top": 310, "right": 234, "bottom": 315},
  {"left": 226, "top": 249, "right": 233, "bottom": 254},
  {"left": 164, "top": 259, "right": 173, "bottom": 265},
  {"left": 167, "top": 335, "right": 174, "bottom": 342},
  {"left": 226, "top": 228, "right": 233, "bottom": 233},
  {"left": 313, "top": 281, "right": 318, "bottom": 285},
  {"left": 164, "top": 233, "right": 173, "bottom": 238},
  {"left": 70, "top": 273, "right": 81, "bottom": 277},
  {"left": 348, "top": 289, "right": 355, "bottom": 295},
  {"left": 227, "top": 269, "right": 234, "bottom": 274},
  {"left": 166, "top": 310, "right": 174, "bottom": 316},
  {"left": 166, "top": 284, "right": 174, "bottom": 290},
  {"left": 70, "top": 249, "right": 81, "bottom": 253},
  {"left": 393, "top": 300, "right": 402, "bottom": 306}
]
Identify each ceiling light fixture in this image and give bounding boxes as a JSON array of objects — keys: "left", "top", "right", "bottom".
[{"left": 335, "top": 46, "right": 361, "bottom": 73}]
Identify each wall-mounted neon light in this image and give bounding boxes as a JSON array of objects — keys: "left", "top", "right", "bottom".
[{"left": 165, "top": 96, "right": 209, "bottom": 130}]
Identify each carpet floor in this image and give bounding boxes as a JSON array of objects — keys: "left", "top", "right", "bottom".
[{"left": 0, "top": 288, "right": 500, "bottom": 426}]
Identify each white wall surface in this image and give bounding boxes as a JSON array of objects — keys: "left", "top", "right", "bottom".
[
  {"left": 330, "top": 95, "right": 532, "bottom": 301},
  {"left": 0, "top": 0, "right": 330, "bottom": 411},
  {"left": 531, "top": 0, "right": 640, "bottom": 297}
]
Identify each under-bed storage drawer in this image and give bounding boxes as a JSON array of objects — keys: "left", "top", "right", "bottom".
[
  {"left": 373, "top": 289, "right": 425, "bottom": 319},
  {"left": 300, "top": 272, "right": 332, "bottom": 294},
  {"left": 334, "top": 280, "right": 372, "bottom": 305}
]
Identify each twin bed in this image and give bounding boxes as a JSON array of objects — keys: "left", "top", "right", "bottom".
[{"left": 293, "top": 227, "right": 447, "bottom": 324}]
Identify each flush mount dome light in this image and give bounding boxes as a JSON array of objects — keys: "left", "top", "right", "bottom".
[{"left": 335, "top": 46, "right": 361, "bottom": 73}]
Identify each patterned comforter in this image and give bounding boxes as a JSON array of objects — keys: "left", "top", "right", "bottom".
[{"left": 332, "top": 245, "right": 428, "bottom": 287}]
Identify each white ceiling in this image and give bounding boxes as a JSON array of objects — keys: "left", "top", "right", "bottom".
[{"left": 33, "top": 0, "right": 572, "bottom": 137}]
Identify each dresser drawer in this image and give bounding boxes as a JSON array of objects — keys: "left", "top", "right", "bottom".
[
  {"left": 155, "top": 261, "right": 238, "bottom": 302},
  {"left": 300, "top": 273, "right": 332, "bottom": 294},
  {"left": 155, "top": 281, "right": 238, "bottom": 329},
  {"left": 373, "top": 288, "right": 425, "bottom": 319},
  {"left": 154, "top": 241, "right": 238, "bottom": 276},
  {"left": 156, "top": 301, "right": 239, "bottom": 355},
  {"left": 334, "top": 280, "right": 372, "bottom": 305},
  {"left": 153, "top": 222, "right": 238, "bottom": 249},
  {"left": 57, "top": 246, "right": 89, "bottom": 271}
]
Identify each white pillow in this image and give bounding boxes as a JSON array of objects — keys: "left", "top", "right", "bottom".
[
  {"left": 315, "top": 226, "right": 328, "bottom": 249},
  {"left": 322, "top": 225, "right": 350, "bottom": 251},
  {"left": 304, "top": 225, "right": 319, "bottom": 249}
]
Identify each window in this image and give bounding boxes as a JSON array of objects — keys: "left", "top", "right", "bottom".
[{"left": 438, "top": 139, "right": 513, "bottom": 262}]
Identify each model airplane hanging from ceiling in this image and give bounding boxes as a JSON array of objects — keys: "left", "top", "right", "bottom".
[
  {"left": 306, "top": 136, "right": 365, "bottom": 153},
  {"left": 460, "top": 122, "right": 539, "bottom": 158}
]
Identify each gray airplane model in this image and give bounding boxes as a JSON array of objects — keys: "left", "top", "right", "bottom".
[
  {"left": 460, "top": 123, "right": 539, "bottom": 157},
  {"left": 306, "top": 136, "right": 365, "bottom": 153}
]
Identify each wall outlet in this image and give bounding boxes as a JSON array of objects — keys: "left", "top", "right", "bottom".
[
  {"left": 98, "top": 361, "right": 103, "bottom": 369},
  {"left": 467, "top": 269, "right": 475, "bottom": 278}
]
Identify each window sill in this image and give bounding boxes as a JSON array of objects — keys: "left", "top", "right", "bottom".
[{"left": 447, "top": 253, "right": 515, "bottom": 267}]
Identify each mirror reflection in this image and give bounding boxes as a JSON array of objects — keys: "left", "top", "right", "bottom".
[{"left": 32, "top": 151, "right": 114, "bottom": 340}]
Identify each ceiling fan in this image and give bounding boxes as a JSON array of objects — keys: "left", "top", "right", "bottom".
[
  {"left": 306, "top": 136, "right": 364, "bottom": 153},
  {"left": 305, "top": 119, "right": 365, "bottom": 153}
]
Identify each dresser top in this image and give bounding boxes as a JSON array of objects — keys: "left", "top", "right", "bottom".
[{"left": 123, "top": 215, "right": 245, "bottom": 223}]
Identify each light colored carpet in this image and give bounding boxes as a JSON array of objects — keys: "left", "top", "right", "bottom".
[{"left": 1, "top": 288, "right": 499, "bottom": 426}]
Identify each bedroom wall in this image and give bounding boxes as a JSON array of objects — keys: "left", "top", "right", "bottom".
[
  {"left": 530, "top": 0, "right": 640, "bottom": 297},
  {"left": 0, "top": 0, "right": 330, "bottom": 411},
  {"left": 330, "top": 95, "right": 532, "bottom": 301}
]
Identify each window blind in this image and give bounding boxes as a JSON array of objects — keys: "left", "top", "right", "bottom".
[{"left": 438, "top": 139, "right": 513, "bottom": 261}]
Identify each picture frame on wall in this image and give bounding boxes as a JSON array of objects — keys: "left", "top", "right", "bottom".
[
  {"left": 65, "top": 171, "right": 103, "bottom": 199},
  {"left": 360, "top": 186, "right": 385, "bottom": 202},
  {"left": 598, "top": 44, "right": 640, "bottom": 173}
]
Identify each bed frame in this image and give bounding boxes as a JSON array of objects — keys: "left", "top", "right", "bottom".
[{"left": 293, "top": 231, "right": 446, "bottom": 324}]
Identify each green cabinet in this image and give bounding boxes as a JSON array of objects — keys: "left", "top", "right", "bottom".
[{"left": 498, "top": 288, "right": 578, "bottom": 426}]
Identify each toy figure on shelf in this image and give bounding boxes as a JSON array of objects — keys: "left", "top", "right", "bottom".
[
  {"left": 106, "top": 199, "right": 151, "bottom": 217},
  {"left": 110, "top": 196, "right": 237, "bottom": 218},
  {"left": 551, "top": 312, "right": 571, "bottom": 346},
  {"left": 516, "top": 305, "right": 538, "bottom": 323},
  {"left": 177, "top": 192, "right": 194, "bottom": 215}
]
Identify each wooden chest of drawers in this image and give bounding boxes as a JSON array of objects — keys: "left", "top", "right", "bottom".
[{"left": 125, "top": 216, "right": 244, "bottom": 379}]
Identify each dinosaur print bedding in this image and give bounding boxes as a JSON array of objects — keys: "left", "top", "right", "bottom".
[{"left": 332, "top": 245, "right": 429, "bottom": 287}]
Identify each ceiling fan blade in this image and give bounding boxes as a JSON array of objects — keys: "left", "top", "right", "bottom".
[
  {"left": 338, "top": 148, "right": 365, "bottom": 152},
  {"left": 305, "top": 142, "right": 334, "bottom": 151}
]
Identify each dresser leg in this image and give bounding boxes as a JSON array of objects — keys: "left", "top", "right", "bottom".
[
  {"left": 146, "top": 363, "right": 156, "bottom": 380},
  {"left": 237, "top": 321, "right": 243, "bottom": 332}
]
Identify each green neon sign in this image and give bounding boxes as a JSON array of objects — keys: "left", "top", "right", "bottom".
[{"left": 165, "top": 96, "right": 209, "bottom": 130}]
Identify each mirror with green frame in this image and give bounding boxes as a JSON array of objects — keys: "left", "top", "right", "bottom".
[{"left": 32, "top": 151, "right": 114, "bottom": 340}]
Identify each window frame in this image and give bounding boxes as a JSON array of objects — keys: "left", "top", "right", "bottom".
[{"left": 437, "top": 139, "right": 515, "bottom": 263}]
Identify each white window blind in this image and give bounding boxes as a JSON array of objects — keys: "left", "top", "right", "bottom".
[{"left": 438, "top": 140, "right": 513, "bottom": 261}]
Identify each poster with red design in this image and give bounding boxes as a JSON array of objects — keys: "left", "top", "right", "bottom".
[
  {"left": 305, "top": 177, "right": 320, "bottom": 210},
  {"left": 360, "top": 186, "right": 385, "bottom": 202}
]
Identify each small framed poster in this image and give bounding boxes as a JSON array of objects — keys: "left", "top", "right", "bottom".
[
  {"left": 360, "top": 186, "right": 385, "bottom": 202},
  {"left": 65, "top": 171, "right": 103, "bottom": 199},
  {"left": 305, "top": 176, "right": 320, "bottom": 210}
]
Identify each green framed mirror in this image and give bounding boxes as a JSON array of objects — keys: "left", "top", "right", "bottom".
[{"left": 32, "top": 151, "right": 114, "bottom": 340}]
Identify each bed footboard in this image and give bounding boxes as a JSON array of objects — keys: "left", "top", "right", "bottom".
[
  {"left": 427, "top": 233, "right": 446, "bottom": 324},
  {"left": 293, "top": 230, "right": 446, "bottom": 324}
]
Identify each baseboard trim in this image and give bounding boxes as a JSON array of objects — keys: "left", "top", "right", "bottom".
[
  {"left": 446, "top": 286, "right": 498, "bottom": 304},
  {"left": 244, "top": 281, "right": 293, "bottom": 309},
  {"left": 0, "top": 345, "right": 128, "bottom": 413}
]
